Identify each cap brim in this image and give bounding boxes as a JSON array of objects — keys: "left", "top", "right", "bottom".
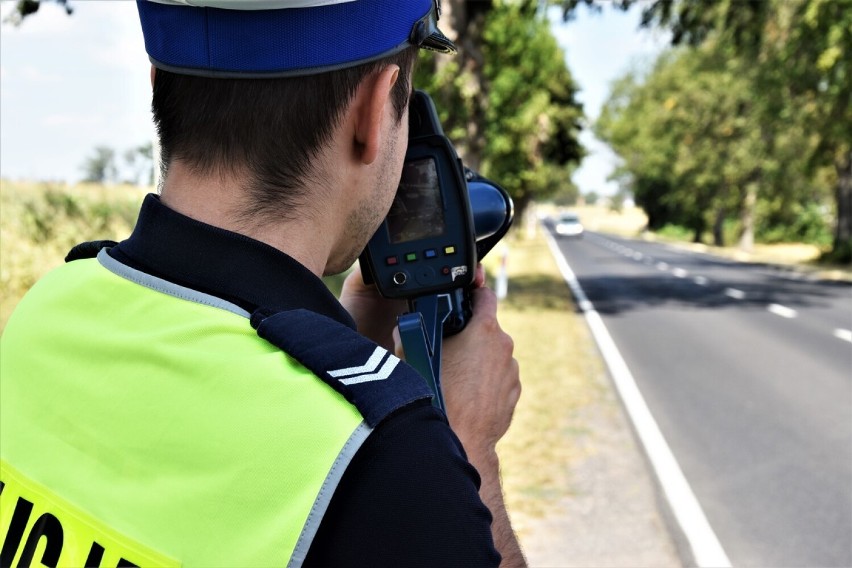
[{"left": 420, "top": 27, "right": 456, "bottom": 54}]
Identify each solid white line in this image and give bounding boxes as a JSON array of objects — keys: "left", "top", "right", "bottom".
[
  {"left": 767, "top": 304, "right": 797, "bottom": 319},
  {"left": 725, "top": 288, "right": 746, "bottom": 300},
  {"left": 673, "top": 268, "right": 689, "bottom": 278},
  {"left": 544, "top": 232, "right": 731, "bottom": 568},
  {"left": 834, "top": 329, "right": 852, "bottom": 343}
]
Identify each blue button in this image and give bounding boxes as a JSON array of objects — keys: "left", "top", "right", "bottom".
[{"left": 424, "top": 249, "right": 437, "bottom": 259}]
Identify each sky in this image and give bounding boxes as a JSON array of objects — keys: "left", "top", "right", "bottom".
[{"left": 0, "top": 1, "right": 668, "bottom": 193}]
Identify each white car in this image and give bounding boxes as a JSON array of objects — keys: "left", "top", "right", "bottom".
[{"left": 554, "top": 213, "right": 584, "bottom": 238}]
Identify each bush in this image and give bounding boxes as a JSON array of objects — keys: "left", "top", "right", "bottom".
[
  {"left": 656, "top": 223, "right": 694, "bottom": 241},
  {"left": 756, "top": 203, "right": 832, "bottom": 247}
]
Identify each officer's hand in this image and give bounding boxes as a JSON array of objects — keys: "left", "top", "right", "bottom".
[
  {"left": 440, "top": 283, "right": 526, "bottom": 567},
  {"left": 339, "top": 264, "right": 407, "bottom": 352},
  {"left": 441, "top": 283, "right": 520, "bottom": 457}
]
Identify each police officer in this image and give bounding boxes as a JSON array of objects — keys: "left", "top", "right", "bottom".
[{"left": 0, "top": 1, "right": 524, "bottom": 566}]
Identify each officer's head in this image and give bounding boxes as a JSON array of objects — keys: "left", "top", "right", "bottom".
[{"left": 136, "top": 0, "right": 455, "bottom": 225}]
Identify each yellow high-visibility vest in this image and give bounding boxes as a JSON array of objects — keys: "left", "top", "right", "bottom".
[{"left": 1, "top": 252, "right": 379, "bottom": 567}]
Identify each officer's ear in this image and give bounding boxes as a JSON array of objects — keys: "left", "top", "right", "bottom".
[
  {"left": 351, "top": 64, "right": 400, "bottom": 166},
  {"left": 150, "top": 65, "right": 156, "bottom": 88}
]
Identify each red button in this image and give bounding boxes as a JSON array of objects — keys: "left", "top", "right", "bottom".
[{"left": 386, "top": 256, "right": 398, "bottom": 266}]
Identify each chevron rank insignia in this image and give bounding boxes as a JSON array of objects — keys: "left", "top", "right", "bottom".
[
  {"left": 254, "top": 309, "right": 433, "bottom": 427},
  {"left": 327, "top": 346, "right": 401, "bottom": 386}
]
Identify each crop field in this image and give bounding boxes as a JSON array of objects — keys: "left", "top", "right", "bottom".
[{"left": 0, "top": 180, "right": 148, "bottom": 330}]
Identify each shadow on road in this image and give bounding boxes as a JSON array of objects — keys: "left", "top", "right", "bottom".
[{"left": 575, "top": 272, "right": 850, "bottom": 316}]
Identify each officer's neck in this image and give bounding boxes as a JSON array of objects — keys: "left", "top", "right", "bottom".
[{"left": 159, "top": 161, "right": 334, "bottom": 277}]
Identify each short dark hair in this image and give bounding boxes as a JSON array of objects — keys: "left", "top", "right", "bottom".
[{"left": 151, "top": 47, "right": 418, "bottom": 222}]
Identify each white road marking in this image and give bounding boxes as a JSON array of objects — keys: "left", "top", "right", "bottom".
[
  {"left": 673, "top": 268, "right": 689, "bottom": 278},
  {"left": 767, "top": 304, "right": 797, "bottom": 319},
  {"left": 833, "top": 329, "right": 852, "bottom": 343},
  {"left": 725, "top": 288, "right": 746, "bottom": 300},
  {"left": 633, "top": 252, "right": 644, "bottom": 260},
  {"left": 545, "top": 232, "right": 731, "bottom": 568},
  {"left": 656, "top": 262, "right": 669, "bottom": 271},
  {"left": 693, "top": 276, "right": 709, "bottom": 286}
]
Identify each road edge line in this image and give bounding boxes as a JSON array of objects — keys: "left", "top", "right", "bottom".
[{"left": 544, "top": 231, "right": 732, "bottom": 568}]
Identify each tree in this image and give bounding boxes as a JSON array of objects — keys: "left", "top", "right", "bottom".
[
  {"left": 81, "top": 146, "right": 117, "bottom": 184},
  {"left": 480, "top": 1, "right": 584, "bottom": 218},
  {"left": 122, "top": 142, "right": 155, "bottom": 186},
  {"left": 573, "top": 0, "right": 849, "bottom": 258},
  {"left": 636, "top": 0, "right": 851, "bottom": 260},
  {"left": 596, "top": 43, "right": 818, "bottom": 247},
  {"left": 419, "top": 1, "right": 584, "bottom": 220},
  {"left": 3, "top": 0, "right": 72, "bottom": 25}
]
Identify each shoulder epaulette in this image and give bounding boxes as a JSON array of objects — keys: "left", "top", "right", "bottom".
[{"left": 253, "top": 309, "right": 434, "bottom": 428}]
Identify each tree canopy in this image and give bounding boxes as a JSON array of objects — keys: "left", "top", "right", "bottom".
[
  {"left": 416, "top": 0, "right": 584, "bottom": 218},
  {"left": 577, "top": 0, "right": 850, "bottom": 260}
]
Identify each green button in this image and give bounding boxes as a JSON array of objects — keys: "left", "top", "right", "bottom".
[{"left": 406, "top": 252, "right": 417, "bottom": 262}]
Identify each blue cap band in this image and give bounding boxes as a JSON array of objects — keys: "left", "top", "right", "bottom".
[{"left": 137, "top": 0, "right": 447, "bottom": 77}]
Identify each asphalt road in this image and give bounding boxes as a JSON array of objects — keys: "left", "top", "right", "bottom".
[{"left": 547, "top": 227, "right": 852, "bottom": 567}]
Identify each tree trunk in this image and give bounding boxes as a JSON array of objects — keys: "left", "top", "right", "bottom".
[
  {"left": 712, "top": 207, "right": 726, "bottom": 247},
  {"left": 739, "top": 183, "right": 756, "bottom": 252},
  {"left": 442, "top": 0, "right": 490, "bottom": 170},
  {"left": 691, "top": 215, "right": 705, "bottom": 243},
  {"left": 513, "top": 193, "right": 532, "bottom": 229},
  {"left": 832, "top": 151, "right": 852, "bottom": 263}
]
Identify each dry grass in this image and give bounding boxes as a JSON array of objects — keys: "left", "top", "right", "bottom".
[{"left": 0, "top": 180, "right": 147, "bottom": 330}]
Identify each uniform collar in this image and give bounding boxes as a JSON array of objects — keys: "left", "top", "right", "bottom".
[{"left": 111, "top": 193, "right": 356, "bottom": 329}]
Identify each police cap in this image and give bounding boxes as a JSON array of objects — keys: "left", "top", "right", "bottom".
[{"left": 137, "top": 0, "right": 457, "bottom": 78}]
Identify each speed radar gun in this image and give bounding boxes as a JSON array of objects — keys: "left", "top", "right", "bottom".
[{"left": 359, "top": 90, "right": 513, "bottom": 410}]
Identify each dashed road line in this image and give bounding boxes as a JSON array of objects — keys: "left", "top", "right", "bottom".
[
  {"left": 589, "top": 232, "right": 849, "bottom": 362},
  {"left": 724, "top": 288, "right": 746, "bottom": 300},
  {"left": 833, "top": 329, "right": 852, "bottom": 343},
  {"left": 767, "top": 304, "right": 797, "bottom": 319}
]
